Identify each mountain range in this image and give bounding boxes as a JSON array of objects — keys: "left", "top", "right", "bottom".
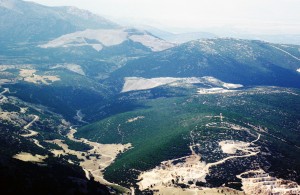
[
  {"left": 111, "top": 38, "right": 300, "bottom": 89},
  {"left": 0, "top": 0, "right": 118, "bottom": 43},
  {"left": 0, "top": 0, "right": 300, "bottom": 194}
]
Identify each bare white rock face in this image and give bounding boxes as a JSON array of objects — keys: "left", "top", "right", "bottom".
[
  {"left": 122, "top": 77, "right": 184, "bottom": 92},
  {"left": 121, "top": 76, "right": 243, "bottom": 93},
  {"left": 39, "top": 28, "right": 175, "bottom": 52}
]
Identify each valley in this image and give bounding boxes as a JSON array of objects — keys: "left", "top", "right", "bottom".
[
  {"left": 1, "top": 0, "right": 300, "bottom": 194},
  {"left": 2, "top": 60, "right": 300, "bottom": 194},
  {"left": 1, "top": 53, "right": 300, "bottom": 194},
  {"left": 0, "top": 87, "right": 131, "bottom": 193}
]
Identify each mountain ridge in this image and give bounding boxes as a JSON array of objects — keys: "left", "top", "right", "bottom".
[
  {"left": 0, "top": 0, "right": 119, "bottom": 43},
  {"left": 109, "top": 38, "right": 300, "bottom": 89}
]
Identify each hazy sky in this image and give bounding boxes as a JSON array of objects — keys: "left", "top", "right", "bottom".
[{"left": 28, "top": 0, "right": 300, "bottom": 34}]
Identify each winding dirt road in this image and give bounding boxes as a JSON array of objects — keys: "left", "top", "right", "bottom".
[{"left": 21, "top": 115, "right": 39, "bottom": 137}]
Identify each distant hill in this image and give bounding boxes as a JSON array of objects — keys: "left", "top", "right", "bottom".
[
  {"left": 164, "top": 32, "right": 217, "bottom": 43},
  {"left": 110, "top": 38, "right": 300, "bottom": 89},
  {"left": 0, "top": 0, "right": 119, "bottom": 43},
  {"left": 39, "top": 28, "right": 175, "bottom": 52},
  {"left": 136, "top": 25, "right": 217, "bottom": 43}
]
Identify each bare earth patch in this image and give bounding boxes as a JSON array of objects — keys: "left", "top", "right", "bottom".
[
  {"left": 126, "top": 116, "right": 145, "bottom": 123},
  {"left": 137, "top": 145, "right": 207, "bottom": 190},
  {"left": 19, "top": 69, "right": 60, "bottom": 85},
  {"left": 13, "top": 152, "right": 48, "bottom": 163},
  {"left": 219, "top": 140, "right": 251, "bottom": 154},
  {"left": 152, "top": 186, "right": 245, "bottom": 195},
  {"left": 19, "top": 69, "right": 36, "bottom": 77},
  {"left": 237, "top": 169, "right": 300, "bottom": 195},
  {"left": 122, "top": 76, "right": 243, "bottom": 93},
  {"left": 0, "top": 111, "right": 27, "bottom": 126},
  {"left": 137, "top": 133, "right": 261, "bottom": 193},
  {"left": 39, "top": 28, "right": 174, "bottom": 52}
]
